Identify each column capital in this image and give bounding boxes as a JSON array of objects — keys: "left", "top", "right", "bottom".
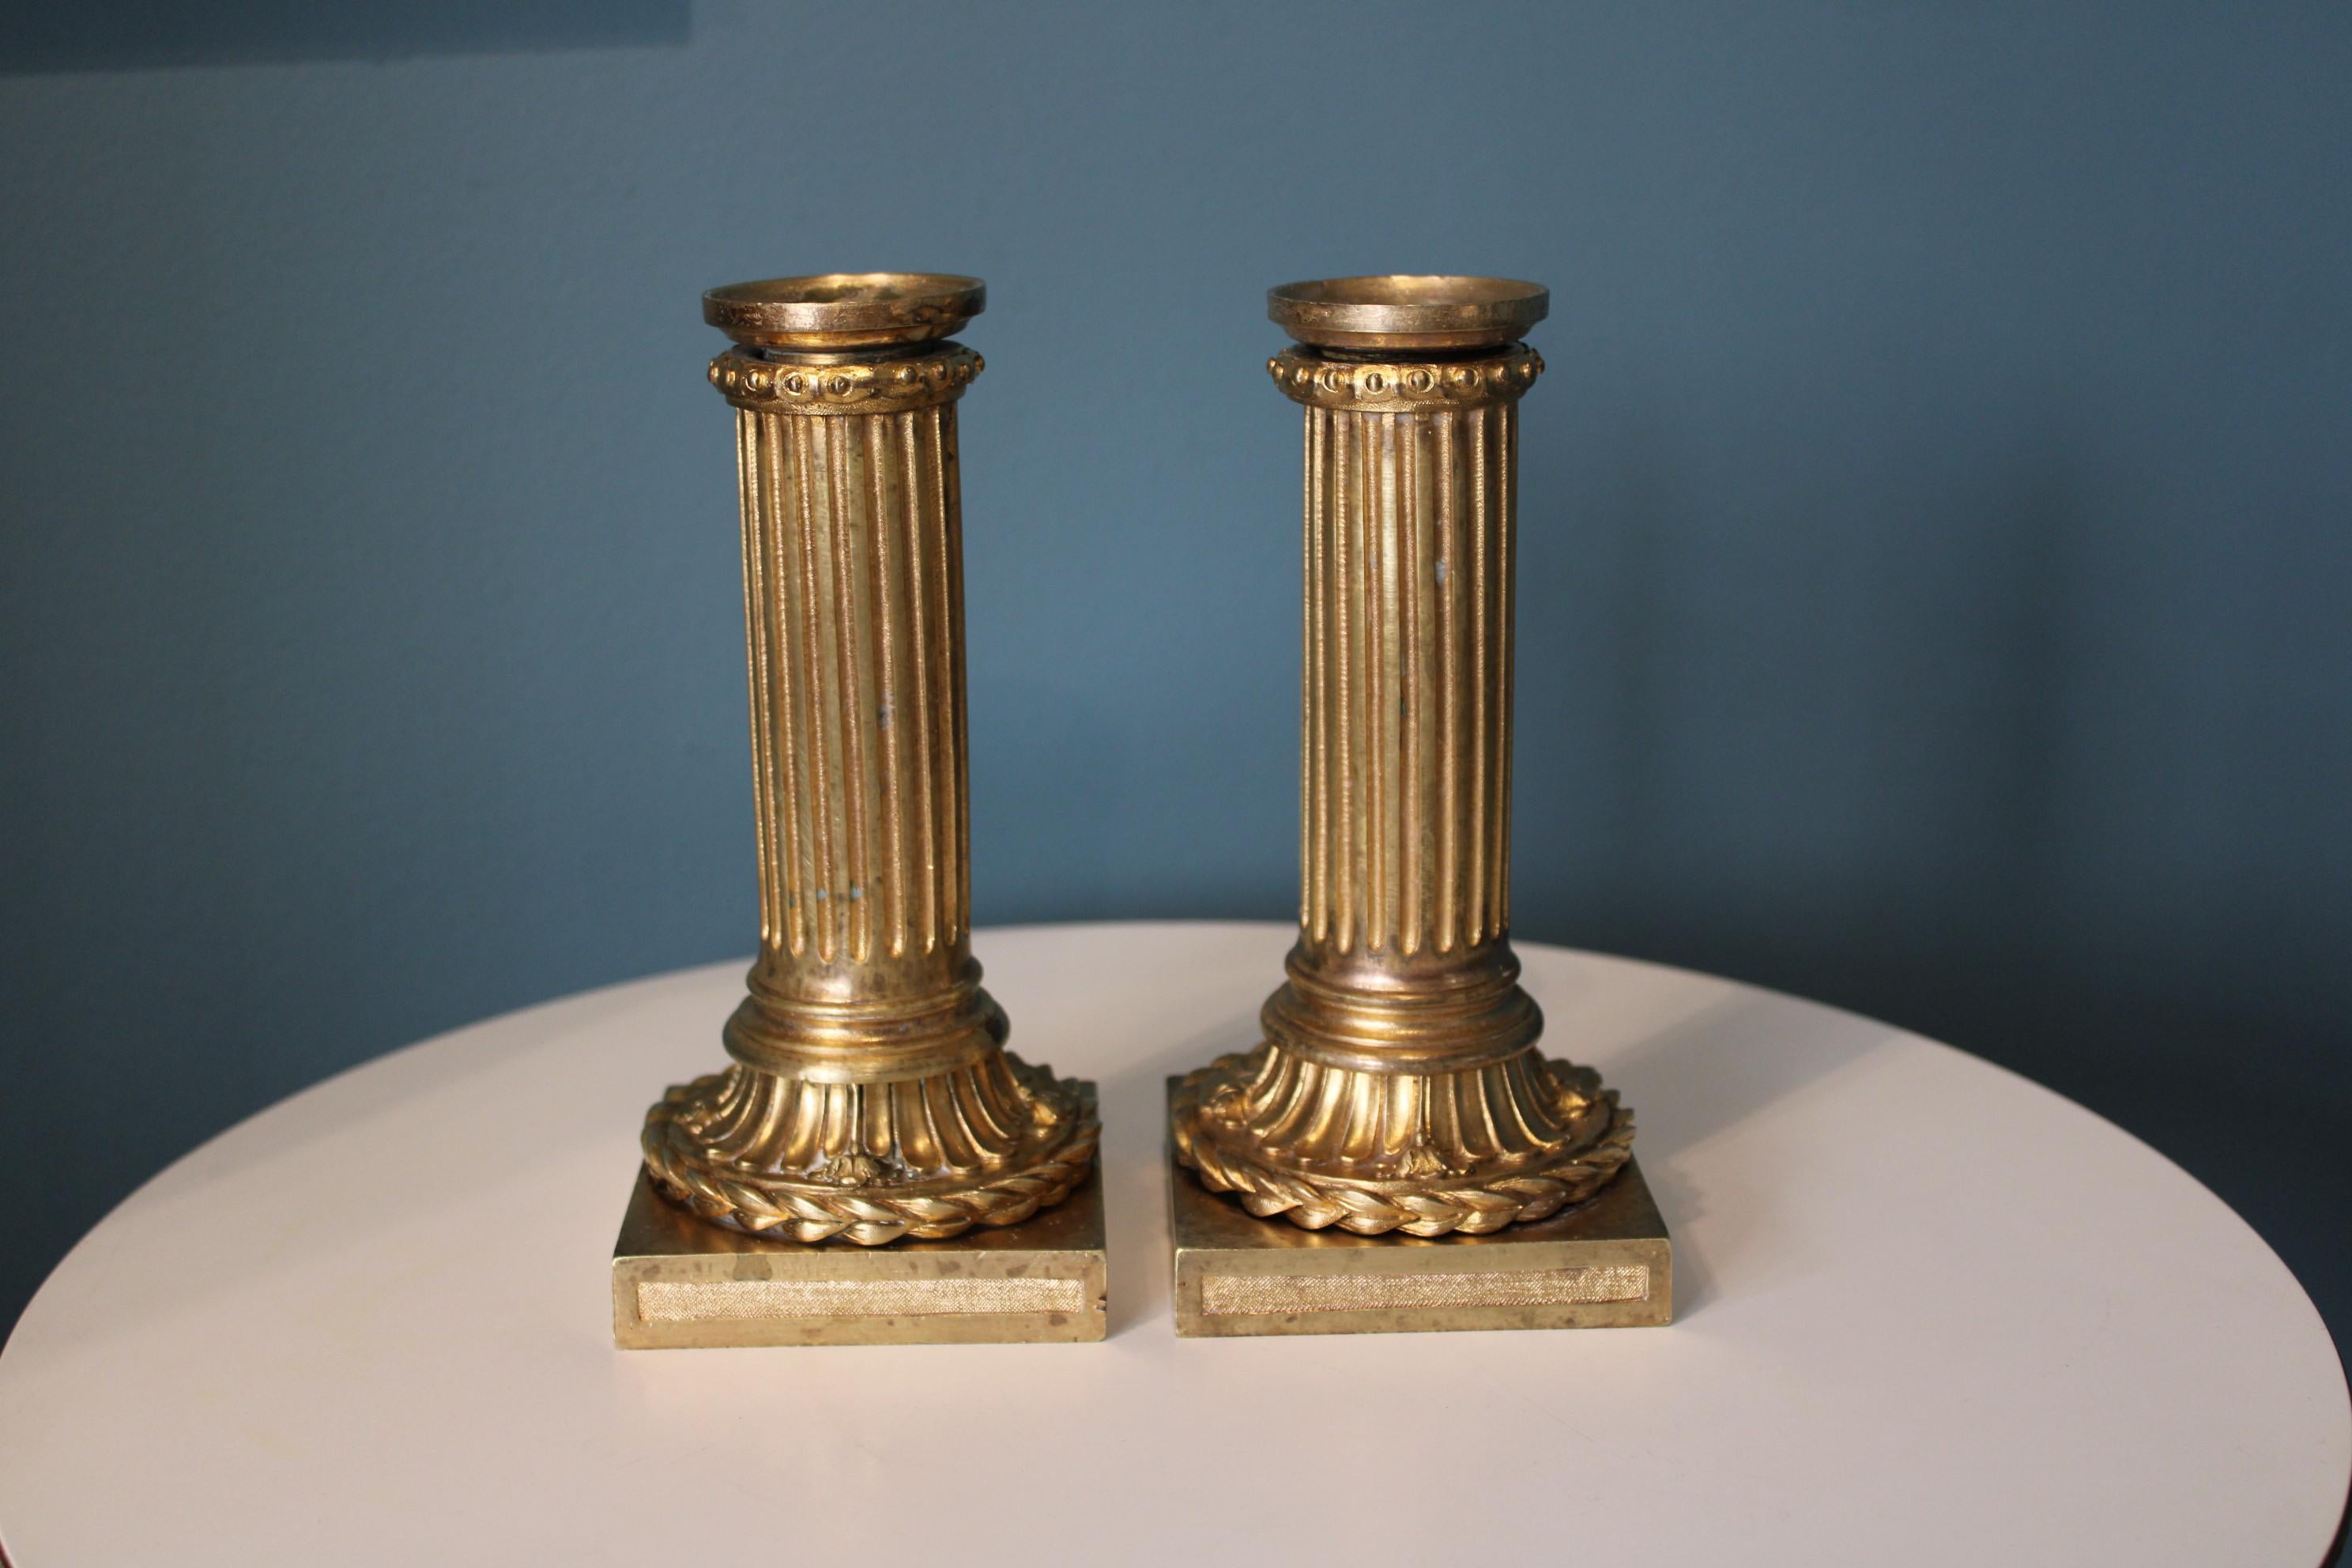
[
  {"left": 709, "top": 343, "right": 982, "bottom": 416},
  {"left": 1266, "top": 341, "right": 1542, "bottom": 412}
]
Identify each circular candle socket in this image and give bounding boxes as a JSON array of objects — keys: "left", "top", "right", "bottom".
[
  {"left": 703, "top": 273, "right": 986, "bottom": 352},
  {"left": 1268, "top": 275, "right": 1548, "bottom": 353}
]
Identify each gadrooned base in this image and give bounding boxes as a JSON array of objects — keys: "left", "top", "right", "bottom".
[
  {"left": 612, "top": 1165, "right": 1106, "bottom": 1348},
  {"left": 641, "top": 1054, "right": 1099, "bottom": 1244},
  {"left": 1170, "top": 1080, "right": 1670, "bottom": 1338}
]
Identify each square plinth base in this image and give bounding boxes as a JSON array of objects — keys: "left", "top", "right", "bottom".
[
  {"left": 1169, "top": 1080, "right": 1672, "bottom": 1338},
  {"left": 612, "top": 1166, "right": 1107, "bottom": 1348}
]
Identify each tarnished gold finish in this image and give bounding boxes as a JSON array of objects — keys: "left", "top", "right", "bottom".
[
  {"left": 1172, "top": 276, "right": 1638, "bottom": 1241},
  {"left": 635, "top": 274, "right": 1098, "bottom": 1257},
  {"left": 1172, "top": 1084, "right": 1669, "bottom": 1337},
  {"left": 1266, "top": 273, "right": 1547, "bottom": 353},
  {"left": 702, "top": 271, "right": 983, "bottom": 352},
  {"left": 616, "top": 1165, "right": 1107, "bottom": 1348}
]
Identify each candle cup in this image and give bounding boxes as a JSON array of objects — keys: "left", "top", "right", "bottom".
[
  {"left": 613, "top": 274, "right": 1104, "bottom": 1347},
  {"left": 1166, "top": 277, "right": 1668, "bottom": 1336}
]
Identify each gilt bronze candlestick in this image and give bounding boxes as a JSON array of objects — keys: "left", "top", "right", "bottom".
[
  {"left": 613, "top": 274, "right": 1104, "bottom": 1347},
  {"left": 1167, "top": 276, "right": 1669, "bottom": 1336}
]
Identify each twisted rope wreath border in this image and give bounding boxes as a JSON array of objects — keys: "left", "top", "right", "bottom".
[
  {"left": 642, "top": 1073, "right": 1100, "bottom": 1246},
  {"left": 1172, "top": 1053, "right": 1634, "bottom": 1238}
]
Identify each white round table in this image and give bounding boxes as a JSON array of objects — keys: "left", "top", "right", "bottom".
[{"left": 3, "top": 922, "right": 2344, "bottom": 1566}]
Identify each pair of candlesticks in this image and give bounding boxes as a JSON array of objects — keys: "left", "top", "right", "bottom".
[{"left": 610, "top": 273, "right": 1671, "bottom": 1345}]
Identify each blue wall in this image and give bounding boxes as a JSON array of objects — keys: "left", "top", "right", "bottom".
[{"left": 3, "top": 0, "right": 2347, "bottom": 1402}]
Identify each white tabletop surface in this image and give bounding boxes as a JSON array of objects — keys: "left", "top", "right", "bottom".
[{"left": 2, "top": 921, "right": 2345, "bottom": 1566}]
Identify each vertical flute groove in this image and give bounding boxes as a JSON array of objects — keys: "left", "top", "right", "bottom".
[
  {"left": 739, "top": 412, "right": 779, "bottom": 951},
  {"left": 765, "top": 416, "right": 797, "bottom": 957},
  {"left": 1332, "top": 406, "right": 1355, "bottom": 952},
  {"left": 771, "top": 416, "right": 812, "bottom": 959},
  {"left": 1364, "top": 414, "right": 1384, "bottom": 951},
  {"left": 1311, "top": 409, "right": 1331, "bottom": 945},
  {"left": 786, "top": 416, "right": 835, "bottom": 963},
  {"left": 1307, "top": 411, "right": 1326, "bottom": 940},
  {"left": 1430, "top": 411, "right": 1449, "bottom": 949},
  {"left": 826, "top": 422, "right": 871, "bottom": 963},
  {"left": 1400, "top": 412, "right": 1422, "bottom": 956},
  {"left": 900, "top": 412, "right": 940, "bottom": 956},
  {"left": 1494, "top": 401, "right": 1515, "bottom": 934},
  {"left": 865, "top": 416, "right": 906, "bottom": 959},
  {"left": 1468, "top": 403, "right": 1489, "bottom": 948},
  {"left": 772, "top": 416, "right": 807, "bottom": 958},
  {"left": 940, "top": 409, "right": 971, "bottom": 944},
  {"left": 925, "top": 407, "right": 958, "bottom": 947}
]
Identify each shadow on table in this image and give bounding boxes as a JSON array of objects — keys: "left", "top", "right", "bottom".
[
  {"left": 1600, "top": 985, "right": 1902, "bottom": 1321},
  {"left": 1097, "top": 1013, "right": 1258, "bottom": 1339}
]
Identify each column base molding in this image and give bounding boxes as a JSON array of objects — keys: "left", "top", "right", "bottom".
[
  {"left": 1170, "top": 1043, "right": 1633, "bottom": 1237},
  {"left": 642, "top": 1061, "right": 1098, "bottom": 1246}
]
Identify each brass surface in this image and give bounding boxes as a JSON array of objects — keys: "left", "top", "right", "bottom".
[
  {"left": 1267, "top": 274, "right": 1547, "bottom": 352},
  {"left": 633, "top": 273, "right": 1099, "bottom": 1261},
  {"left": 703, "top": 271, "right": 984, "bottom": 351},
  {"left": 1170, "top": 275, "right": 1638, "bottom": 1245},
  {"left": 1172, "top": 1084, "right": 1670, "bottom": 1338},
  {"left": 614, "top": 1164, "right": 1106, "bottom": 1348}
]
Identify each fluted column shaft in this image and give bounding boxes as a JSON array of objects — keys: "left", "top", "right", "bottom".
[
  {"left": 1265, "top": 343, "right": 1546, "bottom": 1065},
  {"left": 1294, "top": 360, "right": 1528, "bottom": 965},
  {"left": 705, "top": 344, "right": 1000, "bottom": 1076},
  {"left": 729, "top": 373, "right": 972, "bottom": 989}
]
